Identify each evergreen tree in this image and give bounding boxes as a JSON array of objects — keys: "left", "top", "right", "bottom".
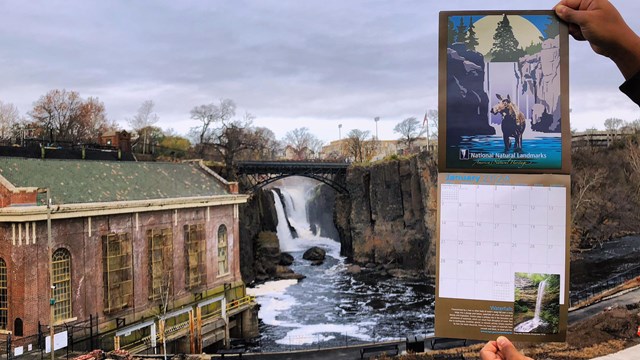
[
  {"left": 490, "top": 14, "right": 523, "bottom": 62},
  {"left": 467, "top": 16, "right": 479, "bottom": 51},
  {"left": 448, "top": 18, "right": 456, "bottom": 46},
  {"left": 455, "top": 17, "right": 467, "bottom": 44}
]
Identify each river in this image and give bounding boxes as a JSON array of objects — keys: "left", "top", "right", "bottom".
[{"left": 246, "top": 178, "right": 435, "bottom": 352}]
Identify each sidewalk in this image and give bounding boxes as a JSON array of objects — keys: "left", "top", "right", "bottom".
[{"left": 591, "top": 343, "right": 640, "bottom": 360}]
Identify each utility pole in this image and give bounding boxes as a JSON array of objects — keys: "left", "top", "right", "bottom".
[
  {"left": 374, "top": 117, "right": 379, "bottom": 140},
  {"left": 47, "top": 190, "right": 55, "bottom": 360}
]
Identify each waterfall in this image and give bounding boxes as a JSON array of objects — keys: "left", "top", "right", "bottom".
[
  {"left": 281, "top": 187, "right": 314, "bottom": 238},
  {"left": 514, "top": 279, "right": 549, "bottom": 333},
  {"left": 272, "top": 190, "right": 297, "bottom": 252},
  {"left": 269, "top": 178, "right": 342, "bottom": 258},
  {"left": 533, "top": 280, "right": 547, "bottom": 321}
]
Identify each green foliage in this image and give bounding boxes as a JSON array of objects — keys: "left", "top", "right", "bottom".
[
  {"left": 448, "top": 18, "right": 456, "bottom": 45},
  {"left": 524, "top": 41, "right": 542, "bottom": 55},
  {"left": 514, "top": 301, "right": 529, "bottom": 315},
  {"left": 490, "top": 15, "right": 525, "bottom": 62},
  {"left": 467, "top": 17, "right": 479, "bottom": 51},
  {"left": 456, "top": 18, "right": 467, "bottom": 43}
]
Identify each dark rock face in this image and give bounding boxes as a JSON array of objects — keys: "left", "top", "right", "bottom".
[
  {"left": 307, "top": 183, "right": 340, "bottom": 240},
  {"left": 279, "top": 252, "right": 294, "bottom": 266},
  {"left": 239, "top": 189, "right": 303, "bottom": 283},
  {"left": 239, "top": 190, "right": 279, "bottom": 284},
  {"left": 447, "top": 44, "right": 494, "bottom": 140},
  {"left": 303, "top": 246, "right": 326, "bottom": 261},
  {"left": 335, "top": 152, "right": 439, "bottom": 274}
]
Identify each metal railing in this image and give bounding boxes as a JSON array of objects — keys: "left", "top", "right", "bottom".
[{"left": 570, "top": 264, "right": 640, "bottom": 307}]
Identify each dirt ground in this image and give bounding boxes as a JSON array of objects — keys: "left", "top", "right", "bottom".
[{"left": 394, "top": 303, "right": 640, "bottom": 360}]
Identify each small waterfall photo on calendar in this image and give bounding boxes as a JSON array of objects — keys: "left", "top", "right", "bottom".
[{"left": 513, "top": 272, "right": 561, "bottom": 334}]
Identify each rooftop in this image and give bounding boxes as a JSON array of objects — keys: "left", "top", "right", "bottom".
[{"left": 0, "top": 157, "right": 229, "bottom": 205}]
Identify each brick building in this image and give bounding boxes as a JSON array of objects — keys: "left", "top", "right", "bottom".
[
  {"left": 0, "top": 158, "right": 256, "bottom": 354},
  {"left": 99, "top": 130, "right": 132, "bottom": 153}
]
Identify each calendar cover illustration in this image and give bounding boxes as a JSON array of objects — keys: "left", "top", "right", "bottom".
[
  {"left": 438, "top": 11, "right": 570, "bottom": 173},
  {"left": 435, "top": 173, "right": 569, "bottom": 342}
]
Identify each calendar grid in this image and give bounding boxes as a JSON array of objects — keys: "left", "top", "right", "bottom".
[{"left": 439, "top": 183, "right": 566, "bottom": 303}]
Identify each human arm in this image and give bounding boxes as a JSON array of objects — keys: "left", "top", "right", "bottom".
[{"left": 554, "top": 0, "right": 640, "bottom": 80}]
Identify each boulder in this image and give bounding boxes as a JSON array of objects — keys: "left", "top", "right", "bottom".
[
  {"left": 303, "top": 246, "right": 326, "bottom": 261},
  {"left": 346, "top": 264, "right": 362, "bottom": 274},
  {"left": 279, "top": 252, "right": 294, "bottom": 266}
]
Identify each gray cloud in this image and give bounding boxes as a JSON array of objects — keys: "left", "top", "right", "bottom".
[{"left": 0, "top": 0, "right": 638, "bottom": 142}]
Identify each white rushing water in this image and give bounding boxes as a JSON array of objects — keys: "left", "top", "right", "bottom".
[
  {"left": 514, "top": 280, "right": 548, "bottom": 333},
  {"left": 248, "top": 178, "right": 435, "bottom": 351}
]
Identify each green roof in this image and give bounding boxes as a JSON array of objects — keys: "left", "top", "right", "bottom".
[{"left": 0, "top": 158, "right": 229, "bottom": 205}]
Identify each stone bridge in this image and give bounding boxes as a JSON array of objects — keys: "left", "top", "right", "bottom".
[{"left": 235, "top": 160, "right": 349, "bottom": 194}]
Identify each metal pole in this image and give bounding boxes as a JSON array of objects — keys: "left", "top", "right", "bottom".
[{"left": 47, "top": 190, "right": 55, "bottom": 360}]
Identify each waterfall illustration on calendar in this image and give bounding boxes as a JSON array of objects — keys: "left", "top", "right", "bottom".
[{"left": 513, "top": 272, "right": 560, "bottom": 334}]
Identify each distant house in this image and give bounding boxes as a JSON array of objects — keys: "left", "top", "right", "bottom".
[
  {"left": 99, "top": 130, "right": 132, "bottom": 153},
  {"left": 0, "top": 158, "right": 256, "bottom": 354}
]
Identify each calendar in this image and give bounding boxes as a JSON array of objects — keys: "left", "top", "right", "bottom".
[{"left": 435, "top": 173, "right": 570, "bottom": 342}]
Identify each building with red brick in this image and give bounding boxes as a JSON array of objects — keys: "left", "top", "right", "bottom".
[{"left": 0, "top": 158, "right": 256, "bottom": 354}]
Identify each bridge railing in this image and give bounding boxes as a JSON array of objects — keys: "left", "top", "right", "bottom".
[{"left": 569, "top": 264, "right": 640, "bottom": 307}]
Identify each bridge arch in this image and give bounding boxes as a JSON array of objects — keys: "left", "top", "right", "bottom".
[{"left": 236, "top": 161, "right": 349, "bottom": 194}]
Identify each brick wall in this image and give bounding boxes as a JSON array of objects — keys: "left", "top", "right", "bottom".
[
  {"left": 0, "top": 204, "right": 240, "bottom": 338},
  {"left": 0, "top": 183, "right": 37, "bottom": 207}
]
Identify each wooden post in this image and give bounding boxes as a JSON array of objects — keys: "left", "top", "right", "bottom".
[
  {"left": 189, "top": 310, "right": 195, "bottom": 354},
  {"left": 114, "top": 336, "right": 120, "bottom": 350},
  {"left": 196, "top": 307, "right": 202, "bottom": 353}
]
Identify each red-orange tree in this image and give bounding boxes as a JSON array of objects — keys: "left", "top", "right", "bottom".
[{"left": 29, "top": 89, "right": 116, "bottom": 143}]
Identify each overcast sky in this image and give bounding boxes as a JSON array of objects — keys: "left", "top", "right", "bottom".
[{"left": 1, "top": 0, "right": 639, "bottom": 144}]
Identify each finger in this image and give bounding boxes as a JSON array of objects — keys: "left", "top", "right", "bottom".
[
  {"left": 496, "top": 336, "right": 533, "bottom": 360},
  {"left": 555, "top": 4, "right": 588, "bottom": 25},
  {"left": 554, "top": 0, "right": 585, "bottom": 10},
  {"left": 568, "top": 23, "right": 586, "bottom": 41},
  {"left": 479, "top": 341, "right": 499, "bottom": 360}
]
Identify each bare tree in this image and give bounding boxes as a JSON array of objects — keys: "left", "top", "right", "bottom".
[
  {"left": 189, "top": 99, "right": 236, "bottom": 149},
  {"left": 344, "top": 129, "right": 375, "bottom": 163},
  {"left": 572, "top": 167, "right": 607, "bottom": 224},
  {"left": 0, "top": 101, "right": 20, "bottom": 140},
  {"left": 283, "top": 127, "right": 323, "bottom": 160},
  {"left": 394, "top": 117, "right": 426, "bottom": 153},
  {"left": 128, "top": 100, "right": 160, "bottom": 154},
  {"left": 604, "top": 117, "right": 624, "bottom": 146}
]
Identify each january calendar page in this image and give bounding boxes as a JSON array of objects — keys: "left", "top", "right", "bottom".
[{"left": 435, "top": 173, "right": 570, "bottom": 342}]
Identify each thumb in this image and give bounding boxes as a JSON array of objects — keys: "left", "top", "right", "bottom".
[
  {"left": 497, "top": 336, "right": 530, "bottom": 360},
  {"left": 554, "top": 4, "right": 586, "bottom": 25}
]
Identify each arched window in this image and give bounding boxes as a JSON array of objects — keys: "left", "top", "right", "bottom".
[
  {"left": 217, "top": 225, "right": 229, "bottom": 275},
  {"left": 0, "top": 258, "right": 7, "bottom": 330},
  {"left": 52, "top": 249, "right": 72, "bottom": 322},
  {"left": 14, "top": 318, "right": 23, "bottom": 337}
]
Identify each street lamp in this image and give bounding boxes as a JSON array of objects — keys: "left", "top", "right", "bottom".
[
  {"left": 338, "top": 124, "right": 342, "bottom": 140},
  {"left": 374, "top": 117, "right": 379, "bottom": 140},
  {"left": 37, "top": 188, "right": 55, "bottom": 360}
]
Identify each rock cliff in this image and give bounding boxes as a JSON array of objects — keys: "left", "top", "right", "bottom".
[
  {"left": 518, "top": 36, "right": 562, "bottom": 132},
  {"left": 447, "top": 43, "right": 494, "bottom": 140},
  {"left": 336, "top": 153, "right": 439, "bottom": 274},
  {"left": 239, "top": 190, "right": 277, "bottom": 283}
]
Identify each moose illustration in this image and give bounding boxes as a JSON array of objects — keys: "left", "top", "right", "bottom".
[{"left": 490, "top": 93, "right": 526, "bottom": 152}]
